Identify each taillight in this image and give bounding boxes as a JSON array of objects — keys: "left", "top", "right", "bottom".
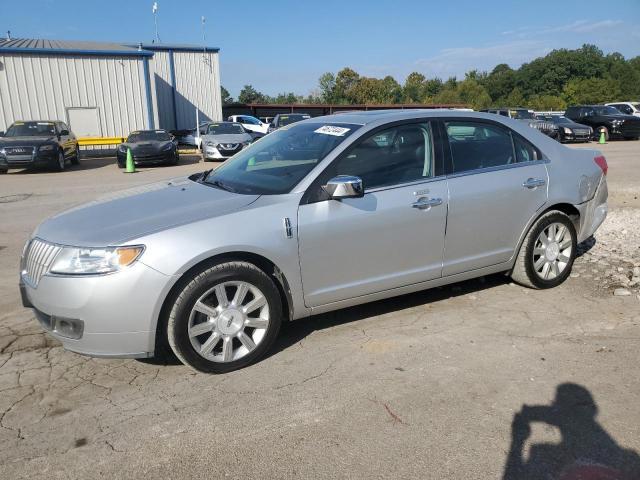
[{"left": 594, "top": 155, "right": 608, "bottom": 175}]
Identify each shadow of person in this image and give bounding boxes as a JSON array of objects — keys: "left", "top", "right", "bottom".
[{"left": 503, "top": 383, "right": 640, "bottom": 480}]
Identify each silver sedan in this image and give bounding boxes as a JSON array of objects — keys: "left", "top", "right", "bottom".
[{"left": 19, "top": 110, "right": 608, "bottom": 373}]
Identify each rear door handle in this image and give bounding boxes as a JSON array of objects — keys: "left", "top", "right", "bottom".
[
  {"left": 412, "top": 197, "right": 442, "bottom": 210},
  {"left": 523, "top": 178, "right": 546, "bottom": 189}
]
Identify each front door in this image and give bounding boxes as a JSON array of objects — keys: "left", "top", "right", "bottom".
[{"left": 298, "top": 121, "right": 448, "bottom": 307}]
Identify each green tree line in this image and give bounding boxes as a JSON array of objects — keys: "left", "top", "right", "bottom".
[{"left": 222, "top": 44, "right": 640, "bottom": 110}]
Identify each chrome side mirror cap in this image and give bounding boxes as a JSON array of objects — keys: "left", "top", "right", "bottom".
[{"left": 323, "top": 175, "right": 364, "bottom": 199}]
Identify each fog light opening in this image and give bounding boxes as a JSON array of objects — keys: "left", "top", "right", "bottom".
[{"left": 52, "top": 316, "right": 84, "bottom": 339}]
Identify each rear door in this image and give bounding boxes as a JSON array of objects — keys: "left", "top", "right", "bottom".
[
  {"left": 298, "top": 120, "right": 448, "bottom": 307},
  {"left": 441, "top": 119, "right": 548, "bottom": 276}
]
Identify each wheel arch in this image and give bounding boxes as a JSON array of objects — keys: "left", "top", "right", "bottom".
[{"left": 153, "top": 251, "right": 294, "bottom": 356}]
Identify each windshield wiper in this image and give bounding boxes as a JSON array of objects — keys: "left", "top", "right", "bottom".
[{"left": 205, "top": 178, "right": 237, "bottom": 193}]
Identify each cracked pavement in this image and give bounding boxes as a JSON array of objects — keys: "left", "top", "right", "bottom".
[{"left": 1, "top": 146, "right": 639, "bottom": 479}]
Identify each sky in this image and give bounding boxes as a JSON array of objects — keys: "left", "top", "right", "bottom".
[{"left": 1, "top": 0, "right": 639, "bottom": 98}]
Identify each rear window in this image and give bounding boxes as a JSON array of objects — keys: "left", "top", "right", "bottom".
[
  {"left": 206, "top": 123, "right": 245, "bottom": 135},
  {"left": 278, "top": 115, "right": 310, "bottom": 126}
]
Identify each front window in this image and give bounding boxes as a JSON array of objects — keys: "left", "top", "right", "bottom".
[
  {"left": 127, "top": 131, "right": 172, "bottom": 142},
  {"left": 632, "top": 103, "right": 640, "bottom": 111},
  {"left": 5, "top": 121, "right": 56, "bottom": 137},
  {"left": 509, "top": 110, "right": 535, "bottom": 120},
  {"left": 202, "top": 122, "right": 360, "bottom": 195},
  {"left": 206, "top": 123, "right": 245, "bottom": 135}
]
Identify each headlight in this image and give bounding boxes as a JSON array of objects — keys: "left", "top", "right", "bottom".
[
  {"left": 118, "top": 144, "right": 127, "bottom": 153},
  {"left": 50, "top": 245, "right": 144, "bottom": 275},
  {"left": 611, "top": 119, "right": 623, "bottom": 126},
  {"left": 242, "top": 141, "right": 251, "bottom": 147},
  {"left": 162, "top": 142, "right": 174, "bottom": 151},
  {"left": 563, "top": 127, "right": 572, "bottom": 134},
  {"left": 39, "top": 144, "right": 56, "bottom": 151},
  {"left": 205, "top": 141, "right": 217, "bottom": 147}
]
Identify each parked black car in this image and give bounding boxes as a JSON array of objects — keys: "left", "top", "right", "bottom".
[
  {"left": 116, "top": 130, "right": 179, "bottom": 168},
  {"left": 267, "top": 113, "right": 311, "bottom": 133},
  {"left": 564, "top": 105, "right": 640, "bottom": 141},
  {"left": 0, "top": 120, "right": 79, "bottom": 173},
  {"left": 537, "top": 115, "right": 592, "bottom": 143},
  {"left": 480, "top": 108, "right": 558, "bottom": 139}
]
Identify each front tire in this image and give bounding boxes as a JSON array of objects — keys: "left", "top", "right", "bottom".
[
  {"left": 511, "top": 211, "right": 577, "bottom": 289},
  {"left": 53, "top": 150, "right": 65, "bottom": 172},
  {"left": 167, "top": 261, "right": 283, "bottom": 373},
  {"left": 71, "top": 145, "right": 80, "bottom": 165}
]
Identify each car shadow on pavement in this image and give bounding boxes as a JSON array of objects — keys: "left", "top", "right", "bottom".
[
  {"left": 502, "top": 383, "right": 640, "bottom": 480},
  {"left": 269, "top": 273, "right": 510, "bottom": 359}
]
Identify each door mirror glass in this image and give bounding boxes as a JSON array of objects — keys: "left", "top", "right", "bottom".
[{"left": 323, "top": 175, "right": 364, "bottom": 199}]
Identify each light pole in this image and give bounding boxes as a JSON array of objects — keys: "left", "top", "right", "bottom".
[{"left": 152, "top": 2, "right": 160, "bottom": 44}]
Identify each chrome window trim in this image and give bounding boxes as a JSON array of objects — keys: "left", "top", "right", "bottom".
[
  {"left": 445, "top": 158, "right": 550, "bottom": 180},
  {"left": 364, "top": 174, "right": 446, "bottom": 194}
]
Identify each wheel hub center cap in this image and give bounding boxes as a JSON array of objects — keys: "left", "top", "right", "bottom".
[
  {"left": 546, "top": 242, "right": 560, "bottom": 261},
  {"left": 217, "top": 309, "right": 244, "bottom": 335}
]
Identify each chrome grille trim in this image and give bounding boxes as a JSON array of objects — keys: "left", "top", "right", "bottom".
[{"left": 23, "top": 239, "right": 61, "bottom": 287}]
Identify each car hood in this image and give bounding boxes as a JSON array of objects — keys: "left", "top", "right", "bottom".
[
  {"left": 202, "top": 133, "right": 252, "bottom": 144},
  {"left": 0, "top": 136, "right": 56, "bottom": 146},
  {"left": 34, "top": 177, "right": 260, "bottom": 246}
]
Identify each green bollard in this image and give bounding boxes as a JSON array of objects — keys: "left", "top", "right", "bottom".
[
  {"left": 125, "top": 148, "right": 136, "bottom": 173},
  {"left": 598, "top": 130, "right": 606, "bottom": 145}
]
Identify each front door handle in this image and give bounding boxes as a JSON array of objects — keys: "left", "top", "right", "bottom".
[
  {"left": 523, "top": 178, "right": 546, "bottom": 189},
  {"left": 412, "top": 197, "right": 442, "bottom": 210}
]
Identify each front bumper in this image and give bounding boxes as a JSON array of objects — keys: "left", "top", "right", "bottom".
[
  {"left": 116, "top": 150, "right": 176, "bottom": 165},
  {"left": 20, "top": 261, "right": 175, "bottom": 358},
  {"left": 203, "top": 144, "right": 245, "bottom": 160},
  {"left": 1, "top": 150, "right": 57, "bottom": 169}
]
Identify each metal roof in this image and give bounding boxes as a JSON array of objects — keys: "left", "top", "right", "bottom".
[
  {"left": 0, "top": 38, "right": 153, "bottom": 57},
  {"left": 134, "top": 43, "right": 220, "bottom": 53}
]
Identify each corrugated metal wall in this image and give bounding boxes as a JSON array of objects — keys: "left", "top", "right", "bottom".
[
  {"left": 171, "top": 50, "right": 222, "bottom": 129},
  {"left": 148, "top": 50, "right": 176, "bottom": 130},
  {"left": 0, "top": 54, "right": 150, "bottom": 136}
]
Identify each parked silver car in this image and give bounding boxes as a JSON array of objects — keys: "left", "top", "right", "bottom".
[
  {"left": 201, "top": 122, "right": 253, "bottom": 161},
  {"left": 19, "top": 110, "right": 608, "bottom": 373}
]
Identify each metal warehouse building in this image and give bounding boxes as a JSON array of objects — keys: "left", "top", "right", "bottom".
[{"left": 0, "top": 38, "right": 222, "bottom": 138}]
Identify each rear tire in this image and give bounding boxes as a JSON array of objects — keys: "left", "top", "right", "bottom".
[
  {"left": 0, "top": 168, "right": 7, "bottom": 174},
  {"left": 511, "top": 211, "right": 577, "bottom": 289},
  {"left": 167, "top": 261, "right": 283, "bottom": 373}
]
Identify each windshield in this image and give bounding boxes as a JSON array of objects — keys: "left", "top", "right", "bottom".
[
  {"left": 5, "top": 121, "right": 56, "bottom": 137},
  {"left": 632, "top": 103, "right": 640, "bottom": 110},
  {"left": 207, "top": 123, "right": 245, "bottom": 135},
  {"left": 202, "top": 122, "right": 360, "bottom": 195},
  {"left": 128, "top": 131, "right": 172, "bottom": 142},
  {"left": 510, "top": 110, "right": 535, "bottom": 120},
  {"left": 594, "top": 106, "right": 623, "bottom": 116},
  {"left": 278, "top": 115, "right": 310, "bottom": 126}
]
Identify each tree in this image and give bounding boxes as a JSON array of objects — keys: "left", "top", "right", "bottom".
[
  {"left": 528, "top": 94, "right": 567, "bottom": 111},
  {"left": 484, "top": 64, "right": 516, "bottom": 102},
  {"left": 562, "top": 77, "right": 621, "bottom": 105},
  {"left": 238, "top": 85, "right": 266, "bottom": 104},
  {"left": 318, "top": 72, "right": 337, "bottom": 103},
  {"left": 220, "top": 86, "right": 233, "bottom": 105},
  {"left": 403, "top": 72, "right": 426, "bottom": 103},
  {"left": 334, "top": 68, "right": 360, "bottom": 103}
]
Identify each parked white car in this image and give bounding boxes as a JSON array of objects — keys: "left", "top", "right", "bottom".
[
  {"left": 605, "top": 102, "right": 640, "bottom": 117},
  {"left": 227, "top": 115, "right": 269, "bottom": 135}
]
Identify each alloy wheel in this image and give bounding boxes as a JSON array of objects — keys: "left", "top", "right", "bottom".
[
  {"left": 187, "top": 281, "right": 269, "bottom": 363},
  {"left": 532, "top": 222, "right": 573, "bottom": 280}
]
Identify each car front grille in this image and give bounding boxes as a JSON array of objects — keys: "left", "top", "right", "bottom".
[
  {"left": 218, "top": 143, "right": 241, "bottom": 151},
  {"left": 3, "top": 146, "right": 35, "bottom": 163},
  {"left": 620, "top": 121, "right": 640, "bottom": 137},
  {"left": 22, "top": 239, "right": 61, "bottom": 287},
  {"left": 573, "top": 128, "right": 591, "bottom": 135}
]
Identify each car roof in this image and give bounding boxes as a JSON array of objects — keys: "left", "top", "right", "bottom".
[
  {"left": 11, "top": 120, "right": 59, "bottom": 123},
  {"left": 304, "top": 109, "right": 509, "bottom": 126}
]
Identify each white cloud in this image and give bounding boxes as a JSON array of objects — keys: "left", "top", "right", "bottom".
[
  {"left": 414, "top": 41, "right": 551, "bottom": 79},
  {"left": 503, "top": 19, "right": 624, "bottom": 38}
]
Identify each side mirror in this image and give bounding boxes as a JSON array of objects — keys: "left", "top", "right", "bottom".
[
  {"left": 60, "top": 130, "right": 69, "bottom": 136},
  {"left": 323, "top": 175, "right": 364, "bottom": 199}
]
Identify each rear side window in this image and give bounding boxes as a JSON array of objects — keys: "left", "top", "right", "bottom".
[
  {"left": 325, "top": 122, "right": 435, "bottom": 190},
  {"left": 445, "top": 121, "right": 515, "bottom": 173},
  {"left": 513, "top": 134, "right": 542, "bottom": 162}
]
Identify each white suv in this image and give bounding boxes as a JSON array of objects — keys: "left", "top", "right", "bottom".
[{"left": 605, "top": 102, "right": 640, "bottom": 117}]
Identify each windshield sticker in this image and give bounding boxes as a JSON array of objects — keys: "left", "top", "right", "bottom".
[
  {"left": 314, "top": 125, "right": 351, "bottom": 136},
  {"left": 37, "top": 122, "right": 54, "bottom": 125}
]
